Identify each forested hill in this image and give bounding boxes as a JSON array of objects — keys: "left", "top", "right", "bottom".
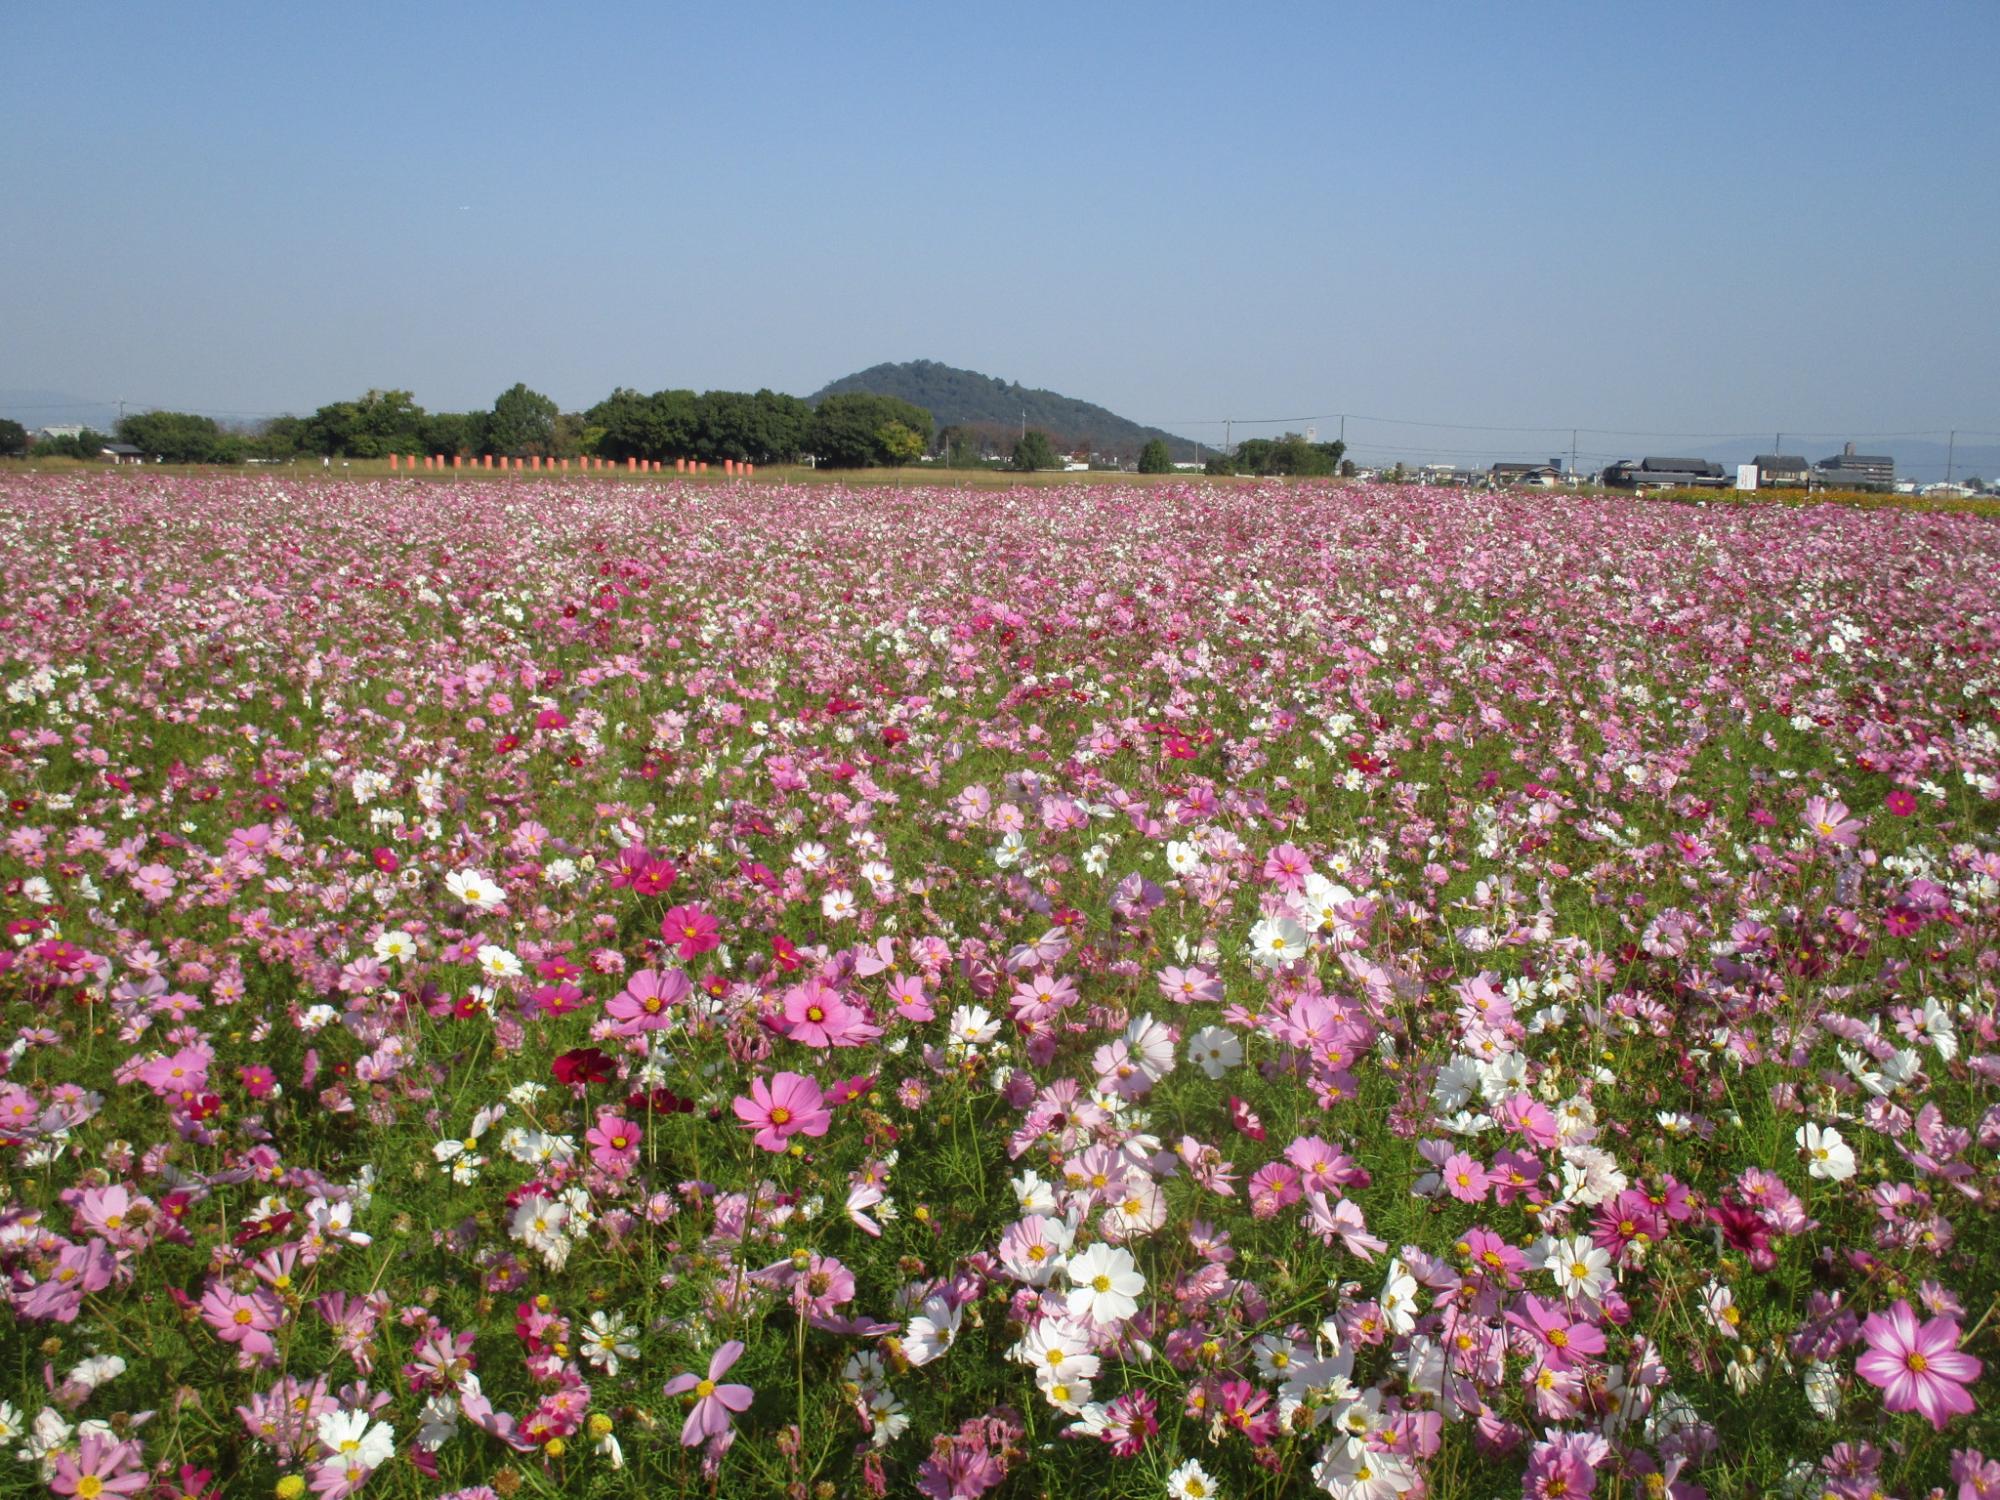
[{"left": 808, "top": 360, "right": 1203, "bottom": 463}]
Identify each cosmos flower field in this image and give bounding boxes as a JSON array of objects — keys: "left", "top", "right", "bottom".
[{"left": 1, "top": 471, "right": 1997, "bottom": 1500}]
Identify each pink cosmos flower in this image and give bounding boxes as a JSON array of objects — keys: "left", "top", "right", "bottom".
[
  {"left": 606, "top": 967, "right": 690, "bottom": 1031},
  {"left": 1506, "top": 1294, "right": 1607, "bottom": 1373},
  {"left": 1855, "top": 1299, "right": 1982, "bottom": 1431},
  {"left": 1156, "top": 964, "right": 1223, "bottom": 1007},
  {"left": 1884, "top": 788, "right": 1917, "bottom": 817},
  {"left": 200, "top": 1281, "right": 284, "bottom": 1357},
  {"left": 663, "top": 1340, "right": 753, "bottom": 1445},
  {"left": 50, "top": 1431, "right": 149, "bottom": 1497},
  {"left": 587, "top": 1112, "right": 640, "bottom": 1176},
  {"left": 781, "top": 978, "right": 878, "bottom": 1048},
  {"left": 1441, "top": 1151, "right": 1491, "bottom": 1204},
  {"left": 885, "top": 972, "right": 935, "bottom": 1021},
  {"left": 731, "top": 1071, "right": 830, "bottom": 1153},
  {"left": 661, "top": 904, "right": 721, "bottom": 959},
  {"left": 1803, "top": 795, "right": 1862, "bottom": 848}
]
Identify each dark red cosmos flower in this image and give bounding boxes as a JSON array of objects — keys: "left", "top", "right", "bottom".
[
  {"left": 233, "top": 1211, "right": 295, "bottom": 1247},
  {"left": 493, "top": 734, "right": 521, "bottom": 755},
  {"left": 881, "top": 724, "right": 909, "bottom": 748},
  {"left": 371, "top": 847, "right": 400, "bottom": 873},
  {"left": 771, "top": 934, "right": 803, "bottom": 972},
  {"left": 552, "top": 1047, "right": 614, "bottom": 1087},
  {"left": 1884, "top": 789, "right": 1917, "bottom": 817},
  {"left": 1709, "top": 1197, "right": 1776, "bottom": 1270},
  {"left": 626, "top": 1086, "right": 695, "bottom": 1116}
]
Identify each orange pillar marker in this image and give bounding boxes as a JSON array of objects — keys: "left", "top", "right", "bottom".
[
  {"left": 452, "top": 454, "right": 461, "bottom": 469},
  {"left": 746, "top": 462, "right": 755, "bottom": 476}
]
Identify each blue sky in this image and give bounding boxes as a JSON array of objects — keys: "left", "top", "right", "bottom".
[{"left": 4, "top": 1, "right": 1995, "bottom": 465}]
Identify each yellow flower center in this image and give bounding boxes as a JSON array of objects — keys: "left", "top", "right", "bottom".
[
  {"left": 1092, "top": 1275, "right": 1112, "bottom": 1293},
  {"left": 770, "top": 1107, "right": 791, "bottom": 1125},
  {"left": 695, "top": 1378, "right": 716, "bottom": 1398},
  {"left": 1907, "top": 1352, "right": 1928, "bottom": 1373}
]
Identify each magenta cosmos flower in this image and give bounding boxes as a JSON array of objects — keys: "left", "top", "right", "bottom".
[
  {"left": 1855, "top": 1299, "right": 1982, "bottom": 1431},
  {"left": 663, "top": 1340, "right": 753, "bottom": 1445},
  {"left": 731, "top": 1071, "right": 830, "bottom": 1153},
  {"left": 661, "top": 904, "right": 721, "bottom": 959}
]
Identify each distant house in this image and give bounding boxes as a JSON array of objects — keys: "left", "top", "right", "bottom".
[
  {"left": 1814, "top": 442, "right": 1894, "bottom": 492},
  {"left": 33, "top": 425, "right": 85, "bottom": 443},
  {"left": 1490, "top": 462, "right": 1561, "bottom": 487},
  {"left": 1602, "top": 457, "right": 1727, "bottom": 489},
  {"left": 1752, "top": 454, "right": 1811, "bottom": 488},
  {"left": 102, "top": 443, "right": 146, "bottom": 465}
]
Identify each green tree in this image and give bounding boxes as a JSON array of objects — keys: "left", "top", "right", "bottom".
[
  {"left": 1012, "top": 430, "right": 1058, "bottom": 471},
  {"left": 32, "top": 428, "right": 111, "bottom": 459},
  {"left": 117, "top": 411, "right": 229, "bottom": 464},
  {"left": 1226, "top": 433, "right": 1346, "bottom": 477},
  {"left": 420, "top": 411, "right": 487, "bottom": 458},
  {"left": 487, "top": 383, "right": 558, "bottom": 457},
  {"left": 251, "top": 415, "right": 307, "bottom": 459},
  {"left": 0, "top": 419, "right": 26, "bottom": 456},
  {"left": 1137, "top": 438, "right": 1173, "bottom": 474},
  {"left": 302, "top": 390, "right": 428, "bottom": 457},
  {"left": 940, "top": 426, "right": 988, "bottom": 469},
  {"left": 809, "top": 393, "right": 934, "bottom": 468}
]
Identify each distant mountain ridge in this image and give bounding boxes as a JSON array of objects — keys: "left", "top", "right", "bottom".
[{"left": 808, "top": 360, "right": 1204, "bottom": 463}]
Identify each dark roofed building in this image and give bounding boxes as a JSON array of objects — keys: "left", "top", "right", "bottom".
[
  {"left": 1752, "top": 454, "right": 1810, "bottom": 488},
  {"left": 1815, "top": 442, "right": 1894, "bottom": 492},
  {"left": 1603, "top": 457, "right": 1727, "bottom": 489}
]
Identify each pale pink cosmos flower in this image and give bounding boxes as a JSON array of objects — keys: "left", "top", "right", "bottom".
[{"left": 663, "top": 1340, "right": 753, "bottom": 1444}]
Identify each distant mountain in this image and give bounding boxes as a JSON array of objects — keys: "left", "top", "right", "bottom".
[
  {"left": 808, "top": 360, "right": 1205, "bottom": 463},
  {"left": 0, "top": 390, "right": 123, "bottom": 433}
]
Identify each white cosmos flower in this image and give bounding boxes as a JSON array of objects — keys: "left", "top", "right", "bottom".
[
  {"left": 1796, "top": 1123, "right": 1856, "bottom": 1181},
  {"left": 820, "top": 888, "right": 858, "bottom": 922},
  {"left": 581, "top": 1310, "right": 640, "bottom": 1376},
  {"left": 1187, "top": 1026, "right": 1242, "bottom": 1079},
  {"left": 1248, "top": 914, "right": 1309, "bottom": 968},
  {"left": 1165, "top": 1458, "right": 1220, "bottom": 1499},
  {"left": 315, "top": 1407, "right": 397, "bottom": 1468},
  {"left": 1064, "top": 1242, "right": 1144, "bottom": 1325},
  {"left": 902, "top": 1295, "right": 962, "bottom": 1366},
  {"left": 948, "top": 1005, "right": 1000, "bottom": 1047},
  {"left": 445, "top": 869, "right": 503, "bottom": 910},
  {"left": 476, "top": 944, "right": 522, "bottom": 980},
  {"left": 372, "top": 930, "right": 416, "bottom": 963},
  {"left": 1539, "top": 1233, "right": 1614, "bottom": 1301},
  {"left": 1378, "top": 1258, "right": 1420, "bottom": 1335}
]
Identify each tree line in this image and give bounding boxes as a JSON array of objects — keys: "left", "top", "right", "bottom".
[{"left": 2, "top": 385, "right": 941, "bottom": 470}]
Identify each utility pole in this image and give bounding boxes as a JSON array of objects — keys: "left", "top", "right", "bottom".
[
  {"left": 1570, "top": 428, "right": 1577, "bottom": 477},
  {"left": 1947, "top": 430, "right": 1956, "bottom": 484},
  {"left": 1225, "top": 418, "right": 1232, "bottom": 454}
]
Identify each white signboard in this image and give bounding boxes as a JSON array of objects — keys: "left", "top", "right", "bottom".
[{"left": 1736, "top": 464, "right": 1759, "bottom": 492}]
